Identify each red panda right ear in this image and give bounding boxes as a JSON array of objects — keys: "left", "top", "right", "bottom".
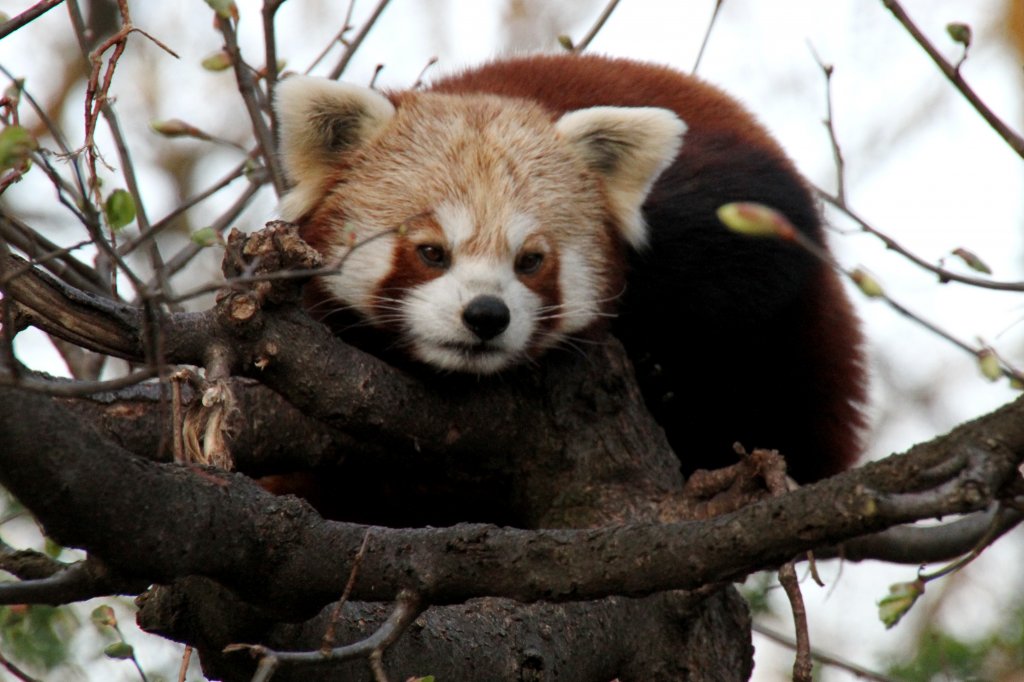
[{"left": 274, "top": 77, "right": 396, "bottom": 218}]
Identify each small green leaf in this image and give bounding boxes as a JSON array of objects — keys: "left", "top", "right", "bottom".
[
  {"left": 0, "top": 125, "right": 37, "bottom": 170},
  {"left": 103, "top": 642, "right": 135, "bottom": 660},
  {"left": 716, "top": 202, "right": 796, "bottom": 239},
  {"left": 90, "top": 605, "right": 117, "bottom": 628},
  {"left": 557, "top": 35, "right": 574, "bottom": 51},
  {"left": 104, "top": 189, "right": 136, "bottom": 231},
  {"left": 851, "top": 268, "right": 884, "bottom": 298},
  {"left": 951, "top": 247, "right": 992, "bottom": 274},
  {"left": 878, "top": 579, "right": 924, "bottom": 629},
  {"left": 191, "top": 227, "right": 222, "bottom": 247},
  {"left": 201, "top": 50, "right": 233, "bottom": 71},
  {"left": 946, "top": 22, "right": 972, "bottom": 48}
]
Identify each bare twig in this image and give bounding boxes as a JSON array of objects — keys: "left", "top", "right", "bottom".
[
  {"left": 305, "top": 0, "right": 357, "bottom": 75},
  {"left": 0, "top": 367, "right": 161, "bottom": 396},
  {"left": 777, "top": 562, "right": 812, "bottom": 682},
  {"left": 176, "top": 646, "right": 193, "bottom": 682},
  {"left": 880, "top": 0, "right": 1024, "bottom": 158},
  {"left": 117, "top": 158, "right": 257, "bottom": 257},
  {"left": 572, "top": 0, "right": 622, "bottom": 53},
  {"left": 726, "top": 202, "right": 1024, "bottom": 383},
  {"left": 754, "top": 624, "right": 897, "bottom": 682},
  {"left": 0, "top": 648, "right": 40, "bottom": 682},
  {"left": 692, "top": 0, "right": 724, "bottom": 73},
  {"left": 235, "top": 590, "right": 423, "bottom": 679},
  {"left": 0, "top": 0, "right": 65, "bottom": 41},
  {"left": 216, "top": 16, "right": 287, "bottom": 196},
  {"left": 327, "top": 0, "right": 394, "bottom": 80},
  {"left": 410, "top": 56, "right": 439, "bottom": 90},
  {"left": 808, "top": 45, "right": 847, "bottom": 206},
  {"left": 820, "top": 193, "right": 1024, "bottom": 292},
  {"left": 262, "top": 0, "right": 286, "bottom": 118},
  {"left": 322, "top": 530, "right": 373, "bottom": 652}
]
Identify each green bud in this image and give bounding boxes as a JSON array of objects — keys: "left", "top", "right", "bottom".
[
  {"left": 717, "top": 202, "right": 796, "bottom": 239},
  {"left": 951, "top": 247, "right": 991, "bottom": 274},
  {"left": 851, "top": 268, "right": 884, "bottom": 298},
  {"left": 91, "top": 605, "right": 117, "bottom": 627},
  {"left": 946, "top": 22, "right": 972, "bottom": 48},
  {"left": 191, "top": 227, "right": 222, "bottom": 247},
  {"left": 557, "top": 35, "right": 574, "bottom": 51},
  {"left": 150, "top": 119, "right": 213, "bottom": 141},
  {"left": 103, "top": 642, "right": 135, "bottom": 660},
  {"left": 201, "top": 50, "right": 233, "bottom": 71},
  {"left": 977, "top": 348, "right": 1001, "bottom": 381}
]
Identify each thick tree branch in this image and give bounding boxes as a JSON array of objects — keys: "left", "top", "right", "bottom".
[{"left": 1, "top": 385, "right": 1022, "bottom": 617}]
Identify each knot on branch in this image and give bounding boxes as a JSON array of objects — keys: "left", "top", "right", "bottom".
[{"left": 218, "top": 221, "right": 323, "bottom": 319}]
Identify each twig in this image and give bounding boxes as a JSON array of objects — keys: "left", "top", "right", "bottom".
[
  {"left": 0, "top": 367, "right": 161, "bottom": 397},
  {"left": 177, "top": 646, "right": 193, "bottom": 682},
  {"left": 328, "top": 0, "right": 394, "bottom": 80},
  {"left": 410, "top": 56, "right": 438, "bottom": 90},
  {"left": 918, "top": 502, "right": 1008, "bottom": 582},
  {"left": 0, "top": 0, "right": 65, "bottom": 41},
  {"left": 880, "top": 0, "right": 1024, "bottom": 158},
  {"left": 0, "top": 214, "right": 105, "bottom": 295},
  {"left": 572, "top": 0, "right": 622, "bottom": 53},
  {"left": 153, "top": 181, "right": 262, "bottom": 286},
  {"left": 692, "top": 0, "right": 724, "bottom": 73},
  {"left": 819, "top": 192, "right": 1024, "bottom": 291},
  {"left": 305, "top": 0, "right": 358, "bottom": 75},
  {"left": 754, "top": 624, "right": 897, "bottom": 682},
  {"left": 217, "top": 15, "right": 287, "bottom": 196},
  {"left": 808, "top": 45, "right": 846, "bottom": 207},
  {"left": 322, "top": 530, "right": 373, "bottom": 651},
  {"left": 777, "top": 562, "right": 813, "bottom": 682},
  {"left": 262, "top": 0, "right": 286, "bottom": 116},
  {"left": 0, "top": 648, "right": 40, "bottom": 682},
  {"left": 727, "top": 201, "right": 1024, "bottom": 382},
  {"left": 117, "top": 158, "right": 255, "bottom": 257},
  {"left": 231, "top": 590, "right": 422, "bottom": 678}
]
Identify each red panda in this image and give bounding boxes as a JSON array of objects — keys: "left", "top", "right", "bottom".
[{"left": 274, "top": 54, "right": 866, "bottom": 483}]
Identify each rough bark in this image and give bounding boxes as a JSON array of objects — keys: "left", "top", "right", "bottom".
[{"left": 3, "top": 230, "right": 1024, "bottom": 681}]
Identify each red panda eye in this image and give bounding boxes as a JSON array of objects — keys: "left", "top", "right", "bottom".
[
  {"left": 417, "top": 244, "right": 448, "bottom": 268},
  {"left": 515, "top": 252, "right": 544, "bottom": 275}
]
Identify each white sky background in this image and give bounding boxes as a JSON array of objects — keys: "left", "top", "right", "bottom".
[{"left": 1, "top": 0, "right": 1023, "bottom": 680}]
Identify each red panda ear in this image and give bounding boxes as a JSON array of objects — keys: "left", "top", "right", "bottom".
[
  {"left": 556, "top": 107, "right": 686, "bottom": 248},
  {"left": 274, "top": 77, "right": 396, "bottom": 218}
]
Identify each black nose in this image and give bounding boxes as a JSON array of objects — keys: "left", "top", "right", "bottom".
[{"left": 462, "top": 295, "right": 510, "bottom": 341}]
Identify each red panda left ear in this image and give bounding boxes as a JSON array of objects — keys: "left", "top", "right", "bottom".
[
  {"left": 556, "top": 107, "right": 686, "bottom": 248},
  {"left": 274, "top": 76, "right": 396, "bottom": 219}
]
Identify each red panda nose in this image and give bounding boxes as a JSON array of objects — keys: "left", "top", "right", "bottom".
[{"left": 462, "top": 295, "right": 511, "bottom": 341}]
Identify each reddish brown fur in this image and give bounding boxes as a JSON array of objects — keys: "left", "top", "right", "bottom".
[
  {"left": 432, "top": 55, "right": 866, "bottom": 479},
  {"left": 285, "top": 54, "right": 866, "bottom": 480}
]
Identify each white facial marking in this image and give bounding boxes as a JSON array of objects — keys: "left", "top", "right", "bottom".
[
  {"left": 434, "top": 201, "right": 475, "bottom": 250},
  {"left": 401, "top": 254, "right": 541, "bottom": 374},
  {"left": 505, "top": 212, "right": 538, "bottom": 253},
  {"left": 323, "top": 231, "right": 396, "bottom": 315},
  {"left": 557, "top": 247, "right": 601, "bottom": 334}
]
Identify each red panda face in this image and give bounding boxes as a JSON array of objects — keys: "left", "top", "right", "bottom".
[{"left": 275, "top": 77, "right": 685, "bottom": 374}]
